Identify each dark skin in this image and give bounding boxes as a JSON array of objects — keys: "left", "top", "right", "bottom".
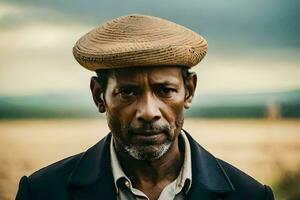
[{"left": 90, "top": 66, "right": 197, "bottom": 200}]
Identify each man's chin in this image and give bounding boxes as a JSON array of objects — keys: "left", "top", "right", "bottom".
[{"left": 124, "top": 142, "right": 172, "bottom": 161}]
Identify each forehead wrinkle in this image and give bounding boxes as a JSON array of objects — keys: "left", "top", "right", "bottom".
[
  {"left": 110, "top": 69, "right": 149, "bottom": 86},
  {"left": 150, "top": 77, "right": 181, "bottom": 86},
  {"left": 148, "top": 69, "right": 183, "bottom": 86}
]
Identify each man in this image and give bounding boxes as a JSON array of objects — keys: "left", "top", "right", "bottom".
[{"left": 16, "top": 14, "right": 274, "bottom": 200}]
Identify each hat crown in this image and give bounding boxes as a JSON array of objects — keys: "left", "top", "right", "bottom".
[
  {"left": 73, "top": 14, "right": 208, "bottom": 71},
  {"left": 102, "top": 14, "right": 179, "bottom": 38}
]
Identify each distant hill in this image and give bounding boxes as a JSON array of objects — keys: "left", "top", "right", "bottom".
[
  {"left": 188, "top": 89, "right": 300, "bottom": 118},
  {"left": 0, "top": 92, "right": 98, "bottom": 119},
  {"left": 0, "top": 90, "right": 299, "bottom": 119}
]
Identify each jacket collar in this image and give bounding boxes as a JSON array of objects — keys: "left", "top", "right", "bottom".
[
  {"left": 183, "top": 130, "right": 235, "bottom": 199},
  {"left": 67, "top": 131, "right": 235, "bottom": 200},
  {"left": 67, "top": 134, "right": 116, "bottom": 200}
]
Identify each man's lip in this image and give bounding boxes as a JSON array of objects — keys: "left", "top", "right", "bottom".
[
  {"left": 132, "top": 133, "right": 164, "bottom": 142},
  {"left": 132, "top": 131, "right": 163, "bottom": 136}
]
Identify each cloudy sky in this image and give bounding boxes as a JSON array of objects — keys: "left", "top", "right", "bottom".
[{"left": 0, "top": 0, "right": 299, "bottom": 96}]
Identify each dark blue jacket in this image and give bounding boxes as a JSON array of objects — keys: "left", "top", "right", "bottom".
[{"left": 16, "top": 132, "right": 275, "bottom": 200}]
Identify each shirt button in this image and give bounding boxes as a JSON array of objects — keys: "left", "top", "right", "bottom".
[{"left": 124, "top": 180, "right": 130, "bottom": 188}]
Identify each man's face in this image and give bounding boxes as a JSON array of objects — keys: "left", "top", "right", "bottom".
[{"left": 101, "top": 67, "right": 193, "bottom": 160}]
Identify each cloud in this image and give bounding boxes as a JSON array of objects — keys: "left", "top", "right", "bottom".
[
  {"left": 0, "top": 3, "right": 84, "bottom": 29},
  {"left": 0, "top": 1, "right": 299, "bottom": 96},
  {"left": 195, "top": 52, "right": 300, "bottom": 95},
  {"left": 0, "top": 20, "right": 94, "bottom": 95},
  {"left": 1, "top": 0, "right": 299, "bottom": 47}
]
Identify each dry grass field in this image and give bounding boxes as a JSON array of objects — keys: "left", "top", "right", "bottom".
[{"left": 1, "top": 119, "right": 300, "bottom": 200}]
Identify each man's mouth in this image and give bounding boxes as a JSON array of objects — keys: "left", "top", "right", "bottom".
[
  {"left": 135, "top": 130, "right": 163, "bottom": 135},
  {"left": 131, "top": 132, "right": 165, "bottom": 144}
]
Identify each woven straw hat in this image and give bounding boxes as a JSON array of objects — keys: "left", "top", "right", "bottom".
[{"left": 73, "top": 14, "right": 208, "bottom": 71}]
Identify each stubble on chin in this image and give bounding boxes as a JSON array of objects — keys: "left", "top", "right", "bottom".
[{"left": 124, "top": 140, "right": 172, "bottom": 161}]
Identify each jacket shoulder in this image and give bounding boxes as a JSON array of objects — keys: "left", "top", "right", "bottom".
[
  {"left": 217, "top": 159, "right": 274, "bottom": 199},
  {"left": 24, "top": 152, "right": 84, "bottom": 199},
  {"left": 30, "top": 152, "right": 83, "bottom": 180},
  {"left": 184, "top": 130, "right": 274, "bottom": 199}
]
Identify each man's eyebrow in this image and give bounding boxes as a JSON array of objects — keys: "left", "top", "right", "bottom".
[
  {"left": 115, "top": 83, "right": 140, "bottom": 88},
  {"left": 153, "top": 80, "right": 180, "bottom": 86}
]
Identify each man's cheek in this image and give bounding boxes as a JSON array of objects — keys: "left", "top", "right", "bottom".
[
  {"left": 106, "top": 112, "right": 122, "bottom": 132},
  {"left": 165, "top": 106, "right": 184, "bottom": 126}
]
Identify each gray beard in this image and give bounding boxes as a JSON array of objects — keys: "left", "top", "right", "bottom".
[{"left": 124, "top": 140, "right": 172, "bottom": 160}]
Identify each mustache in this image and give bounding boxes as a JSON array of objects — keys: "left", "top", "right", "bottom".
[{"left": 124, "top": 123, "right": 171, "bottom": 136}]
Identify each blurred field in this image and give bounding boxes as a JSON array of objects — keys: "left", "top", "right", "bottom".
[{"left": 1, "top": 119, "right": 300, "bottom": 200}]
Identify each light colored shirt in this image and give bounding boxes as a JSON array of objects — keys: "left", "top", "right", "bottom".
[{"left": 110, "top": 131, "right": 192, "bottom": 200}]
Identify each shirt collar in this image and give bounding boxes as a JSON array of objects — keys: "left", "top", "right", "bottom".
[
  {"left": 176, "top": 130, "right": 192, "bottom": 193},
  {"left": 110, "top": 130, "right": 192, "bottom": 194},
  {"left": 110, "top": 136, "right": 131, "bottom": 192}
]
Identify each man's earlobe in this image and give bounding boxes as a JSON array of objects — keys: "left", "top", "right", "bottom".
[
  {"left": 184, "top": 102, "right": 192, "bottom": 109},
  {"left": 90, "top": 76, "right": 106, "bottom": 113},
  {"left": 184, "top": 72, "right": 197, "bottom": 109},
  {"left": 98, "top": 102, "right": 106, "bottom": 113}
]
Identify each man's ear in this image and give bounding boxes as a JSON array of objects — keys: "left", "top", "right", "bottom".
[
  {"left": 90, "top": 77, "right": 106, "bottom": 113},
  {"left": 184, "top": 72, "right": 197, "bottom": 109}
]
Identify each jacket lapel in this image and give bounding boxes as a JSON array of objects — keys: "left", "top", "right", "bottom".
[
  {"left": 187, "top": 185, "right": 222, "bottom": 200},
  {"left": 67, "top": 134, "right": 116, "bottom": 200},
  {"left": 69, "top": 176, "right": 115, "bottom": 200},
  {"left": 184, "top": 130, "right": 235, "bottom": 200}
]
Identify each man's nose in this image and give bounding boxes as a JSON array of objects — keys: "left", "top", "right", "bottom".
[{"left": 136, "top": 94, "right": 161, "bottom": 122}]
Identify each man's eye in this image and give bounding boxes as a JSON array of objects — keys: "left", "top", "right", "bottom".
[
  {"left": 119, "top": 89, "right": 136, "bottom": 97},
  {"left": 157, "top": 87, "right": 176, "bottom": 95}
]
